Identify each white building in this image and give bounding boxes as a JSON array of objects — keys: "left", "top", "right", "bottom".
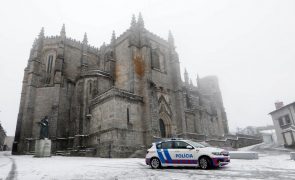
[{"left": 269, "top": 101, "right": 295, "bottom": 147}]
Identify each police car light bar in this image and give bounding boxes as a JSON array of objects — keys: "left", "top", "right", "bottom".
[{"left": 170, "top": 138, "right": 183, "bottom": 140}]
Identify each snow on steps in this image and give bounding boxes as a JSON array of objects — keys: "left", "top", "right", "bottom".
[
  {"left": 55, "top": 151, "right": 70, "bottom": 156},
  {"left": 128, "top": 149, "right": 146, "bottom": 158}
]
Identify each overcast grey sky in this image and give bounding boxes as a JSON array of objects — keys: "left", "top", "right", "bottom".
[{"left": 0, "top": 0, "right": 295, "bottom": 135}]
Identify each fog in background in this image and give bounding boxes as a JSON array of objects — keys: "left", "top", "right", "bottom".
[{"left": 0, "top": 0, "right": 295, "bottom": 135}]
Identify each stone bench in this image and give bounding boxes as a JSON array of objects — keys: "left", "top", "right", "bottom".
[
  {"left": 290, "top": 152, "right": 295, "bottom": 160},
  {"left": 229, "top": 151, "right": 259, "bottom": 159}
]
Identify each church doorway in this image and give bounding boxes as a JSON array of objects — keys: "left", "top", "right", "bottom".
[
  {"left": 158, "top": 114, "right": 172, "bottom": 138},
  {"left": 159, "top": 119, "right": 166, "bottom": 138}
]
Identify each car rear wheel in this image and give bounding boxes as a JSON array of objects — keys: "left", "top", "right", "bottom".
[
  {"left": 199, "top": 157, "right": 211, "bottom": 169},
  {"left": 150, "top": 157, "right": 161, "bottom": 169}
]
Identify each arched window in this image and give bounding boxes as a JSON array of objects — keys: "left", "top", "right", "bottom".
[
  {"left": 159, "top": 119, "right": 166, "bottom": 138},
  {"left": 46, "top": 55, "right": 54, "bottom": 73},
  {"left": 89, "top": 82, "right": 92, "bottom": 94},
  {"left": 151, "top": 50, "right": 160, "bottom": 69},
  {"left": 159, "top": 54, "right": 166, "bottom": 72},
  {"left": 127, "top": 108, "right": 130, "bottom": 123},
  {"left": 151, "top": 49, "right": 166, "bottom": 72}
]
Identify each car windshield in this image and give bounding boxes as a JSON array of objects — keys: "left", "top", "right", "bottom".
[{"left": 186, "top": 140, "right": 206, "bottom": 148}]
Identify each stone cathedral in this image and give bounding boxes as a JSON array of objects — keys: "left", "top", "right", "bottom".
[{"left": 13, "top": 14, "right": 229, "bottom": 157}]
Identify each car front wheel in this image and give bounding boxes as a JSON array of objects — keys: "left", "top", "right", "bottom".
[
  {"left": 199, "top": 157, "right": 211, "bottom": 169},
  {"left": 150, "top": 158, "right": 161, "bottom": 169}
]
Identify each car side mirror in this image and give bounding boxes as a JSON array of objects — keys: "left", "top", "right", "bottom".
[{"left": 186, "top": 145, "right": 194, "bottom": 149}]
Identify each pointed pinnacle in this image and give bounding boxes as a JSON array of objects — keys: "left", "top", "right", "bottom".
[
  {"left": 137, "top": 12, "right": 144, "bottom": 28},
  {"left": 39, "top": 27, "right": 44, "bottom": 38},
  {"left": 168, "top": 30, "right": 173, "bottom": 40},
  {"left": 168, "top": 30, "right": 175, "bottom": 47},
  {"left": 111, "top": 30, "right": 116, "bottom": 43},
  {"left": 60, "top": 24, "right": 66, "bottom": 37},
  {"left": 83, "top": 32, "right": 88, "bottom": 44},
  {"left": 184, "top": 68, "right": 189, "bottom": 84},
  {"left": 131, "top": 14, "right": 136, "bottom": 27},
  {"left": 197, "top": 74, "right": 201, "bottom": 87},
  {"left": 61, "top": 24, "right": 65, "bottom": 32},
  {"left": 32, "top": 38, "right": 38, "bottom": 47}
]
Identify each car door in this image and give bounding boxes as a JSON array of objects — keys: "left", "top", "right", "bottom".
[
  {"left": 190, "top": 141, "right": 205, "bottom": 161},
  {"left": 157, "top": 141, "right": 174, "bottom": 166},
  {"left": 171, "top": 141, "right": 198, "bottom": 167}
]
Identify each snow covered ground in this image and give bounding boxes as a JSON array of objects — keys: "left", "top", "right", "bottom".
[{"left": 1, "top": 143, "right": 295, "bottom": 180}]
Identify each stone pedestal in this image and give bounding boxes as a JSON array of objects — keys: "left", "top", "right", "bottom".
[
  {"left": 290, "top": 152, "right": 295, "bottom": 160},
  {"left": 34, "top": 138, "right": 51, "bottom": 157}
]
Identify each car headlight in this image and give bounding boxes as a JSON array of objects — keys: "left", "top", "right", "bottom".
[{"left": 212, "top": 152, "right": 222, "bottom": 155}]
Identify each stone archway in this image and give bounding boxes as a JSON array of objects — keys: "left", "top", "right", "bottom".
[
  {"left": 159, "top": 119, "right": 166, "bottom": 138},
  {"left": 159, "top": 112, "right": 172, "bottom": 138}
]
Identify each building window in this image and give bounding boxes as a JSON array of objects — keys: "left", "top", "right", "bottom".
[
  {"left": 127, "top": 108, "right": 130, "bottom": 123},
  {"left": 151, "top": 50, "right": 160, "bottom": 69},
  {"left": 185, "top": 94, "right": 191, "bottom": 109},
  {"left": 89, "top": 82, "right": 92, "bottom": 94},
  {"left": 278, "top": 117, "right": 284, "bottom": 126},
  {"left": 47, "top": 55, "right": 54, "bottom": 73},
  {"left": 160, "top": 55, "right": 166, "bottom": 72},
  {"left": 285, "top": 115, "right": 291, "bottom": 124}
]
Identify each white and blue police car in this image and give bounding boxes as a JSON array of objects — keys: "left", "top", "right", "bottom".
[{"left": 145, "top": 139, "right": 230, "bottom": 169}]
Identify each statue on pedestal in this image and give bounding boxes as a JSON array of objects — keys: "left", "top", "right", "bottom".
[
  {"left": 38, "top": 116, "right": 49, "bottom": 139},
  {"left": 35, "top": 116, "right": 51, "bottom": 157}
]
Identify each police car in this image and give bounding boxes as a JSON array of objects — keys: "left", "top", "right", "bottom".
[{"left": 145, "top": 139, "right": 230, "bottom": 169}]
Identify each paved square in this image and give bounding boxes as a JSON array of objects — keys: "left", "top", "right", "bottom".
[{"left": 1, "top": 144, "right": 294, "bottom": 180}]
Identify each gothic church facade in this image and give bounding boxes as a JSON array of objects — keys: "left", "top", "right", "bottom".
[{"left": 13, "top": 14, "right": 229, "bottom": 157}]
